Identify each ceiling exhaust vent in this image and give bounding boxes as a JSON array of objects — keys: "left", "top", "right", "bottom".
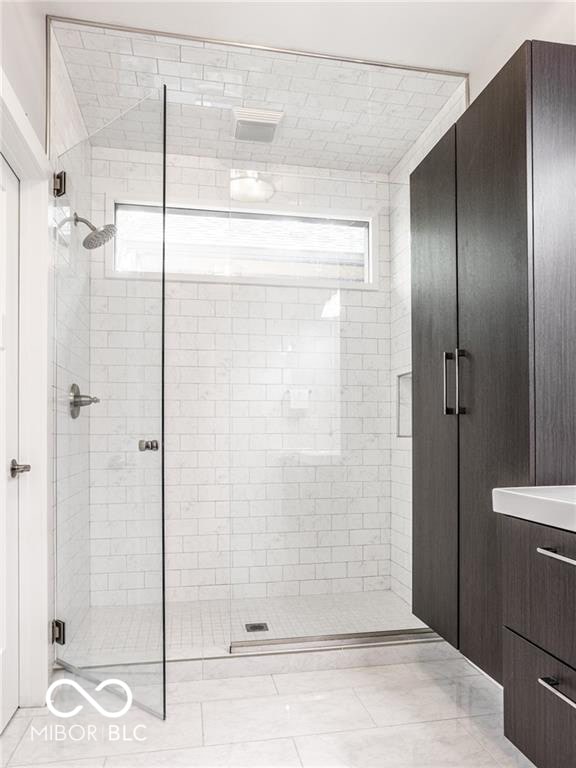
[{"left": 233, "top": 107, "right": 284, "bottom": 143}]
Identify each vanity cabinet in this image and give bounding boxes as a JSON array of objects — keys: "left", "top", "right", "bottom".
[
  {"left": 411, "top": 39, "right": 576, "bottom": 684},
  {"left": 502, "top": 515, "right": 576, "bottom": 767},
  {"left": 503, "top": 515, "right": 576, "bottom": 669},
  {"left": 504, "top": 627, "right": 576, "bottom": 768}
]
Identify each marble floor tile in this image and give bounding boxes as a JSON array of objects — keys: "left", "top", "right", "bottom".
[
  {"left": 354, "top": 675, "right": 502, "bottom": 727},
  {"left": 458, "top": 715, "right": 537, "bottom": 767},
  {"left": 295, "top": 720, "right": 500, "bottom": 767},
  {"left": 201, "top": 640, "right": 458, "bottom": 681},
  {"left": 202, "top": 689, "right": 375, "bottom": 746},
  {"left": 14, "top": 761, "right": 105, "bottom": 768},
  {"left": 103, "top": 738, "right": 301, "bottom": 767},
  {"left": 9, "top": 703, "right": 202, "bottom": 765},
  {"left": 273, "top": 658, "right": 479, "bottom": 695},
  {"left": 166, "top": 675, "right": 277, "bottom": 704},
  {"left": 0, "top": 717, "right": 32, "bottom": 768}
]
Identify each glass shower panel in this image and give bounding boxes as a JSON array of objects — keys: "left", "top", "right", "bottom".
[
  {"left": 53, "top": 91, "right": 166, "bottom": 717},
  {"left": 162, "top": 93, "right": 233, "bottom": 661}
]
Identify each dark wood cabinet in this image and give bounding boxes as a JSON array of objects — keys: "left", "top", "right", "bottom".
[
  {"left": 532, "top": 41, "right": 576, "bottom": 485},
  {"left": 504, "top": 628, "right": 576, "bottom": 768},
  {"left": 411, "top": 40, "right": 576, "bottom": 688},
  {"left": 456, "top": 42, "right": 534, "bottom": 684},
  {"left": 503, "top": 515, "right": 576, "bottom": 673},
  {"left": 410, "top": 127, "right": 459, "bottom": 647}
]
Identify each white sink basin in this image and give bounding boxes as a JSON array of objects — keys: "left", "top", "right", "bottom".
[{"left": 493, "top": 486, "right": 576, "bottom": 531}]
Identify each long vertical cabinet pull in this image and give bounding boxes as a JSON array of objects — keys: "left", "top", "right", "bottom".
[
  {"left": 443, "top": 352, "right": 455, "bottom": 415},
  {"left": 454, "top": 348, "right": 466, "bottom": 415}
]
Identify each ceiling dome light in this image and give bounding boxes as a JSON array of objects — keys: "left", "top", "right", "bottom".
[{"left": 230, "top": 171, "right": 275, "bottom": 203}]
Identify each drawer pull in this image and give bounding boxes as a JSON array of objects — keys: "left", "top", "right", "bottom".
[
  {"left": 538, "top": 677, "right": 576, "bottom": 711},
  {"left": 536, "top": 547, "right": 576, "bottom": 567}
]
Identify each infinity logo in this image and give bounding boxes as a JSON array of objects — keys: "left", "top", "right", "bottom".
[{"left": 46, "top": 678, "right": 133, "bottom": 719}]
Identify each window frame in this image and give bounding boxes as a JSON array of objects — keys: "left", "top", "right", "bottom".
[{"left": 104, "top": 192, "right": 379, "bottom": 291}]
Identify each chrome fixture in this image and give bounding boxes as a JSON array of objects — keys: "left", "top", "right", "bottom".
[
  {"left": 57, "top": 212, "right": 117, "bottom": 250},
  {"left": 537, "top": 546, "right": 576, "bottom": 568},
  {"left": 53, "top": 170, "right": 66, "bottom": 197},
  {"left": 139, "top": 439, "right": 159, "bottom": 452},
  {"left": 245, "top": 623, "right": 269, "bottom": 632},
  {"left": 538, "top": 677, "right": 576, "bottom": 711},
  {"left": 10, "top": 459, "right": 31, "bottom": 478},
  {"left": 69, "top": 383, "right": 100, "bottom": 419},
  {"left": 73, "top": 213, "right": 117, "bottom": 250}
]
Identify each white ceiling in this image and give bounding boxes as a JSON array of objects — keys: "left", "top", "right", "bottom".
[
  {"left": 44, "top": 2, "right": 576, "bottom": 92},
  {"left": 53, "top": 20, "right": 464, "bottom": 172}
]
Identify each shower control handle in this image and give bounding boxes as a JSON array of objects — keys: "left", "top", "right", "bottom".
[
  {"left": 74, "top": 394, "right": 100, "bottom": 407},
  {"left": 139, "top": 440, "right": 159, "bottom": 452},
  {"left": 69, "top": 383, "right": 100, "bottom": 419}
]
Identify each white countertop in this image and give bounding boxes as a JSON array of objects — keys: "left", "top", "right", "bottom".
[{"left": 493, "top": 485, "right": 576, "bottom": 532}]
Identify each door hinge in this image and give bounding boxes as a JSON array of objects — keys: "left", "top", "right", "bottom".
[
  {"left": 52, "top": 619, "right": 66, "bottom": 645},
  {"left": 53, "top": 171, "right": 66, "bottom": 198}
]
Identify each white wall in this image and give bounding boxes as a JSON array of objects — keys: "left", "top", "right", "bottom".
[
  {"left": 469, "top": 2, "right": 576, "bottom": 99},
  {"left": 1, "top": 2, "right": 47, "bottom": 144}
]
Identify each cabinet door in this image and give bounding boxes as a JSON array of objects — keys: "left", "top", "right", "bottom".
[
  {"left": 502, "top": 515, "right": 576, "bottom": 670},
  {"left": 504, "top": 628, "right": 576, "bottom": 768},
  {"left": 410, "top": 127, "right": 459, "bottom": 647},
  {"left": 532, "top": 41, "right": 576, "bottom": 485},
  {"left": 456, "top": 43, "right": 534, "bottom": 682}
]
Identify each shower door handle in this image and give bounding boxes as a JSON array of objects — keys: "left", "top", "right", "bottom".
[
  {"left": 139, "top": 440, "right": 159, "bottom": 452},
  {"left": 442, "top": 352, "right": 454, "bottom": 415}
]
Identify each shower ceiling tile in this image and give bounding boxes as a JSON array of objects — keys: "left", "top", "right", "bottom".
[{"left": 52, "top": 20, "right": 466, "bottom": 173}]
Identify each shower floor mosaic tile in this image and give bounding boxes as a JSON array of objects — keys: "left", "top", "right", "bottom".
[{"left": 57, "top": 590, "right": 425, "bottom": 667}]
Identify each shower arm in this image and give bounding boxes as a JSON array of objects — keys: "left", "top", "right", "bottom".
[
  {"left": 56, "top": 213, "right": 97, "bottom": 231},
  {"left": 73, "top": 213, "right": 97, "bottom": 232}
]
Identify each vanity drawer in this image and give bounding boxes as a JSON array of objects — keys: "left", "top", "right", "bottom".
[
  {"left": 504, "top": 628, "right": 576, "bottom": 768},
  {"left": 502, "top": 515, "right": 576, "bottom": 667}
]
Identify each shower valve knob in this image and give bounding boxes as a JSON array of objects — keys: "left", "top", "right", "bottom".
[{"left": 69, "top": 383, "right": 100, "bottom": 419}]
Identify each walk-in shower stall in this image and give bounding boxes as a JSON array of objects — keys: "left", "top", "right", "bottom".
[{"left": 50, "top": 17, "right": 467, "bottom": 718}]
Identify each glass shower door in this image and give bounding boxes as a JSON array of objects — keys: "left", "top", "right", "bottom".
[{"left": 53, "top": 90, "right": 166, "bottom": 717}]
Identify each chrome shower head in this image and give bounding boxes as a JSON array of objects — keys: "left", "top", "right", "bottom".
[{"left": 74, "top": 213, "right": 117, "bottom": 250}]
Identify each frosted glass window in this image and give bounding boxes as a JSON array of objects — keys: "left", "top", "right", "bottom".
[{"left": 114, "top": 203, "right": 371, "bottom": 284}]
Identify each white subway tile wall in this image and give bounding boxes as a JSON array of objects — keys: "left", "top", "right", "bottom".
[
  {"left": 50, "top": 21, "right": 469, "bottom": 654},
  {"left": 87, "top": 148, "right": 392, "bottom": 612}
]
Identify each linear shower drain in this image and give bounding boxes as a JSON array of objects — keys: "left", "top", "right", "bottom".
[{"left": 245, "top": 622, "right": 269, "bottom": 632}]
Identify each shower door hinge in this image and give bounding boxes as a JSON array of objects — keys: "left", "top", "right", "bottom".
[
  {"left": 51, "top": 619, "right": 66, "bottom": 645},
  {"left": 53, "top": 171, "right": 66, "bottom": 198}
]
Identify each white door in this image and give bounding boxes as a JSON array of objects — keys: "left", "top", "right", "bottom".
[{"left": 0, "top": 153, "right": 21, "bottom": 732}]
